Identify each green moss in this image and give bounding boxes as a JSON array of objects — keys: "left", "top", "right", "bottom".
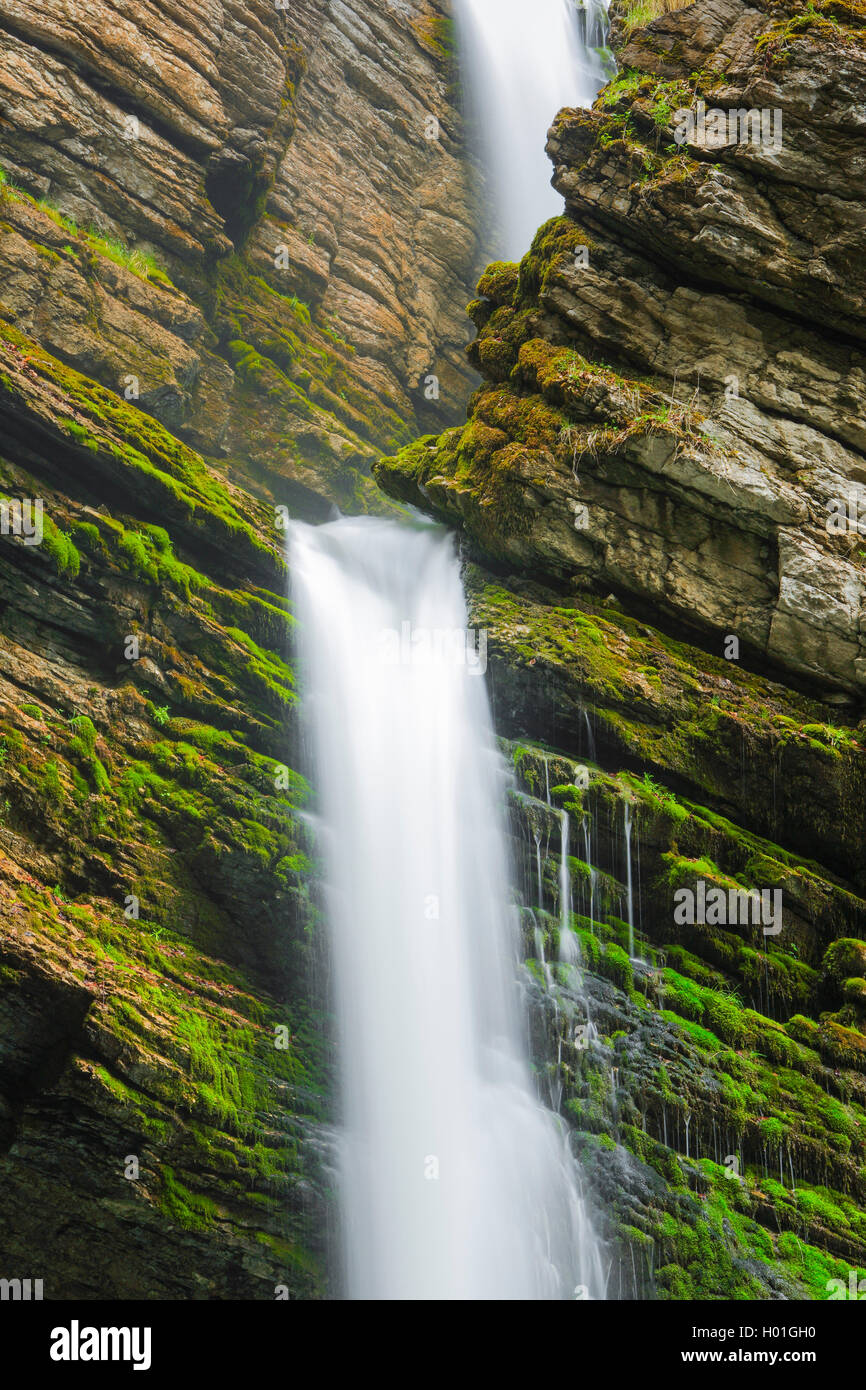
[
  {"left": 756, "top": 2, "right": 843, "bottom": 64},
  {"left": 158, "top": 1164, "right": 218, "bottom": 1231},
  {"left": 610, "top": 1, "right": 694, "bottom": 37},
  {"left": 41, "top": 515, "right": 81, "bottom": 576},
  {"left": 599, "top": 941, "right": 633, "bottom": 992},
  {"left": 208, "top": 254, "right": 404, "bottom": 505},
  {"left": 222, "top": 626, "right": 295, "bottom": 710},
  {"left": 88, "top": 233, "right": 174, "bottom": 287},
  {"left": 5, "top": 179, "right": 173, "bottom": 285},
  {"left": 476, "top": 261, "right": 520, "bottom": 304},
  {"left": 519, "top": 217, "right": 593, "bottom": 301},
  {"left": 661, "top": 1011, "right": 723, "bottom": 1051},
  {"left": 118, "top": 529, "right": 158, "bottom": 580},
  {"left": 0, "top": 322, "right": 277, "bottom": 573},
  {"left": 703, "top": 990, "right": 748, "bottom": 1047},
  {"left": 629, "top": 772, "right": 689, "bottom": 822},
  {"left": 575, "top": 928, "right": 601, "bottom": 970},
  {"left": 36, "top": 759, "right": 64, "bottom": 807},
  {"left": 71, "top": 520, "right": 104, "bottom": 554},
  {"left": 412, "top": 12, "right": 456, "bottom": 61},
  {"left": 823, "top": 939, "right": 866, "bottom": 981},
  {"left": 68, "top": 715, "right": 97, "bottom": 755}
]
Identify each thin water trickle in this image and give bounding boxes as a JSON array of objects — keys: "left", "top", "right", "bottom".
[
  {"left": 558, "top": 808, "right": 581, "bottom": 965},
  {"left": 581, "top": 818, "right": 597, "bottom": 930},
  {"left": 535, "top": 922, "right": 554, "bottom": 991},
  {"left": 582, "top": 708, "right": 597, "bottom": 764},
  {"left": 624, "top": 800, "right": 636, "bottom": 960},
  {"left": 534, "top": 829, "right": 546, "bottom": 910},
  {"left": 290, "top": 516, "right": 605, "bottom": 1300}
]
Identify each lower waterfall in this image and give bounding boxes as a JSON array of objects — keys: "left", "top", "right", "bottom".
[{"left": 290, "top": 515, "right": 605, "bottom": 1300}]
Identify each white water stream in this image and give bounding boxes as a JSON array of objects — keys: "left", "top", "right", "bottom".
[
  {"left": 290, "top": 516, "right": 604, "bottom": 1300},
  {"left": 453, "top": 0, "right": 613, "bottom": 256}
]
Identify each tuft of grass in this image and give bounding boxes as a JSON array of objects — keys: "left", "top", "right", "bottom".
[
  {"left": 93, "top": 234, "right": 173, "bottom": 287},
  {"left": 617, "top": 0, "right": 694, "bottom": 34},
  {"left": 4, "top": 176, "right": 173, "bottom": 288}
]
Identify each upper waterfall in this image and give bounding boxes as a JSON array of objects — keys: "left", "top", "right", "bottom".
[{"left": 453, "top": 0, "right": 613, "bottom": 258}]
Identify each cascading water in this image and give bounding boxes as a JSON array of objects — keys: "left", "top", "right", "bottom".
[
  {"left": 290, "top": 515, "right": 604, "bottom": 1300},
  {"left": 453, "top": 0, "right": 614, "bottom": 257},
  {"left": 624, "top": 800, "right": 636, "bottom": 959},
  {"left": 558, "top": 809, "right": 580, "bottom": 965}
]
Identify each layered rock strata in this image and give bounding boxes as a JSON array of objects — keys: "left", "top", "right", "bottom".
[{"left": 0, "top": 0, "right": 482, "bottom": 514}]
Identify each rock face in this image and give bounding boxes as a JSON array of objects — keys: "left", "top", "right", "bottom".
[
  {"left": 377, "top": 0, "right": 866, "bottom": 1298},
  {"left": 260, "top": 1, "right": 481, "bottom": 433},
  {"left": 0, "top": 0, "right": 483, "bottom": 514},
  {"left": 377, "top": 0, "right": 866, "bottom": 697},
  {"left": 0, "top": 321, "right": 333, "bottom": 1298}
]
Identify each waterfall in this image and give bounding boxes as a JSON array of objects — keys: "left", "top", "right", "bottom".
[
  {"left": 290, "top": 515, "right": 604, "bottom": 1300},
  {"left": 453, "top": 0, "right": 613, "bottom": 257}
]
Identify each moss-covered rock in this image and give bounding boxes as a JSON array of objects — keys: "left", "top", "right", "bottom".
[{"left": 0, "top": 321, "right": 331, "bottom": 1297}]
